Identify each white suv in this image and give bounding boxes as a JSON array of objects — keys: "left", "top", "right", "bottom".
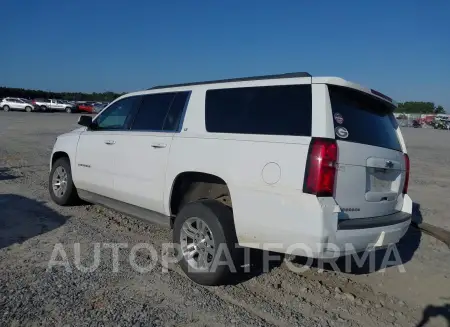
[
  {"left": 48, "top": 72, "right": 412, "bottom": 285},
  {"left": 1, "top": 97, "right": 35, "bottom": 112}
]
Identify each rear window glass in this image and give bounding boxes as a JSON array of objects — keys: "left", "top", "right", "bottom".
[
  {"left": 328, "top": 85, "right": 401, "bottom": 151},
  {"left": 205, "top": 85, "right": 312, "bottom": 136}
]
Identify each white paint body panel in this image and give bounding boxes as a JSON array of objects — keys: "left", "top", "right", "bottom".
[
  {"left": 112, "top": 132, "right": 174, "bottom": 213},
  {"left": 50, "top": 75, "right": 412, "bottom": 258},
  {"left": 74, "top": 131, "right": 116, "bottom": 198}
]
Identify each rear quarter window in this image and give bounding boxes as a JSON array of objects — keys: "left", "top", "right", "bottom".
[
  {"left": 328, "top": 85, "right": 401, "bottom": 151},
  {"left": 205, "top": 84, "right": 312, "bottom": 136}
]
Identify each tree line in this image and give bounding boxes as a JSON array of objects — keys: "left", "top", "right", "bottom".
[
  {"left": 0, "top": 87, "right": 125, "bottom": 102},
  {"left": 396, "top": 102, "right": 445, "bottom": 114}
]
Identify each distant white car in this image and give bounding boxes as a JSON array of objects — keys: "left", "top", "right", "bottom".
[{"left": 1, "top": 97, "right": 35, "bottom": 112}]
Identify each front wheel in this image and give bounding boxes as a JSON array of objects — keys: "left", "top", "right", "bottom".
[
  {"left": 3, "top": 105, "right": 10, "bottom": 112},
  {"left": 173, "top": 200, "right": 240, "bottom": 286},
  {"left": 65, "top": 107, "right": 72, "bottom": 113},
  {"left": 25, "top": 106, "right": 32, "bottom": 112},
  {"left": 49, "top": 157, "right": 79, "bottom": 206},
  {"left": 40, "top": 106, "right": 47, "bottom": 112}
]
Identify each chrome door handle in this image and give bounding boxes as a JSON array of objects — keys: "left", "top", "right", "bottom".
[
  {"left": 151, "top": 143, "right": 166, "bottom": 148},
  {"left": 104, "top": 140, "right": 116, "bottom": 145}
]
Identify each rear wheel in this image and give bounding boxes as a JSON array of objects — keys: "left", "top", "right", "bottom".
[
  {"left": 49, "top": 157, "right": 79, "bottom": 206},
  {"left": 25, "top": 106, "right": 32, "bottom": 112},
  {"left": 173, "top": 200, "right": 240, "bottom": 285},
  {"left": 66, "top": 107, "right": 72, "bottom": 113},
  {"left": 3, "top": 105, "right": 10, "bottom": 112}
]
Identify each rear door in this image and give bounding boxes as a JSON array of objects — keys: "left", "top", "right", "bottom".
[
  {"left": 7, "top": 99, "right": 18, "bottom": 109},
  {"left": 328, "top": 85, "right": 406, "bottom": 219},
  {"left": 112, "top": 91, "right": 189, "bottom": 213}
]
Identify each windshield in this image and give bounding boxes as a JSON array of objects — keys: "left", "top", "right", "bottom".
[{"left": 328, "top": 85, "right": 401, "bottom": 151}]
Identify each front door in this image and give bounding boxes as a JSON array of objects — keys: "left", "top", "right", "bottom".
[{"left": 73, "top": 96, "right": 139, "bottom": 198}]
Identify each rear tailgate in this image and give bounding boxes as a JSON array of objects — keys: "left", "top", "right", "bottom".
[{"left": 328, "top": 85, "right": 407, "bottom": 219}]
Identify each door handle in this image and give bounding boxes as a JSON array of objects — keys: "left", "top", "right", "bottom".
[
  {"left": 151, "top": 143, "right": 166, "bottom": 148},
  {"left": 104, "top": 140, "right": 116, "bottom": 145}
]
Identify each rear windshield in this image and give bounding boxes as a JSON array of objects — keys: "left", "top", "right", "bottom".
[{"left": 328, "top": 85, "right": 401, "bottom": 151}]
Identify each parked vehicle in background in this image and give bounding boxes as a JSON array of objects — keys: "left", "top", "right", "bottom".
[
  {"left": 412, "top": 120, "right": 421, "bottom": 128},
  {"left": 33, "top": 99, "right": 74, "bottom": 113},
  {"left": 48, "top": 72, "right": 412, "bottom": 285},
  {"left": 75, "top": 102, "right": 95, "bottom": 113},
  {"left": 434, "top": 119, "right": 450, "bottom": 130},
  {"left": 92, "top": 103, "right": 108, "bottom": 113},
  {"left": 1, "top": 97, "right": 35, "bottom": 112}
]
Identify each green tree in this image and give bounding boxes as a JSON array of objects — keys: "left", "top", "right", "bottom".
[
  {"left": 0, "top": 87, "right": 122, "bottom": 102},
  {"left": 434, "top": 105, "right": 445, "bottom": 114},
  {"left": 396, "top": 102, "right": 436, "bottom": 113}
]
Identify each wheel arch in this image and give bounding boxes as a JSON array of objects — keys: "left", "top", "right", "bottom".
[
  {"left": 168, "top": 171, "right": 233, "bottom": 221},
  {"left": 51, "top": 151, "right": 70, "bottom": 169}
]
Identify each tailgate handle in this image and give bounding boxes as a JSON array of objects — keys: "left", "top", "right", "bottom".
[
  {"left": 366, "top": 157, "right": 400, "bottom": 169},
  {"left": 366, "top": 192, "right": 397, "bottom": 202}
]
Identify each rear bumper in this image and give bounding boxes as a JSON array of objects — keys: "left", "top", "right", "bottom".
[
  {"left": 321, "top": 215, "right": 411, "bottom": 258},
  {"left": 337, "top": 211, "right": 411, "bottom": 230},
  {"left": 234, "top": 190, "right": 413, "bottom": 259}
]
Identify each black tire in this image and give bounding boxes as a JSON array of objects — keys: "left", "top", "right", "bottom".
[
  {"left": 40, "top": 106, "right": 47, "bottom": 112},
  {"left": 66, "top": 107, "right": 72, "bottom": 113},
  {"left": 3, "top": 105, "right": 10, "bottom": 112},
  {"left": 173, "top": 200, "right": 240, "bottom": 286},
  {"left": 49, "top": 157, "right": 79, "bottom": 206},
  {"left": 25, "top": 106, "right": 32, "bottom": 112}
]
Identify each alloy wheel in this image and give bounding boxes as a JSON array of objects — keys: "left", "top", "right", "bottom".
[{"left": 180, "top": 217, "right": 216, "bottom": 270}]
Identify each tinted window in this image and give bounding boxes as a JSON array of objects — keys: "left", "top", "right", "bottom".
[
  {"left": 94, "top": 96, "right": 137, "bottom": 130},
  {"left": 162, "top": 92, "right": 190, "bottom": 131},
  {"left": 131, "top": 92, "right": 176, "bottom": 131},
  {"left": 205, "top": 85, "right": 312, "bottom": 136},
  {"left": 328, "top": 85, "right": 401, "bottom": 151}
]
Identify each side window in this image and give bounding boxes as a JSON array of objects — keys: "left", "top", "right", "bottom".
[
  {"left": 130, "top": 92, "right": 176, "bottom": 131},
  {"left": 205, "top": 85, "right": 312, "bottom": 136},
  {"left": 94, "top": 96, "right": 138, "bottom": 130},
  {"left": 162, "top": 92, "right": 190, "bottom": 131}
]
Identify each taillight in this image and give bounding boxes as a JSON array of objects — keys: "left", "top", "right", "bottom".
[
  {"left": 403, "top": 154, "right": 410, "bottom": 194},
  {"left": 303, "top": 138, "right": 338, "bottom": 197}
]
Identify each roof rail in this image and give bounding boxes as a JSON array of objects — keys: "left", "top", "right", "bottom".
[{"left": 148, "top": 72, "right": 312, "bottom": 90}]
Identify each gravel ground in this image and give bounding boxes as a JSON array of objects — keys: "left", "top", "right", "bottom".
[{"left": 0, "top": 112, "right": 449, "bottom": 327}]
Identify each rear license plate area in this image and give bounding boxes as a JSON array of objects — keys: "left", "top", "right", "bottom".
[{"left": 368, "top": 167, "right": 396, "bottom": 192}]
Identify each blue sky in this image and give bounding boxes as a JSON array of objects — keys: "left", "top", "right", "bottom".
[{"left": 1, "top": 0, "right": 449, "bottom": 109}]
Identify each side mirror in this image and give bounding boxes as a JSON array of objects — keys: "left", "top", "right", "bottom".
[{"left": 78, "top": 115, "right": 93, "bottom": 128}]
